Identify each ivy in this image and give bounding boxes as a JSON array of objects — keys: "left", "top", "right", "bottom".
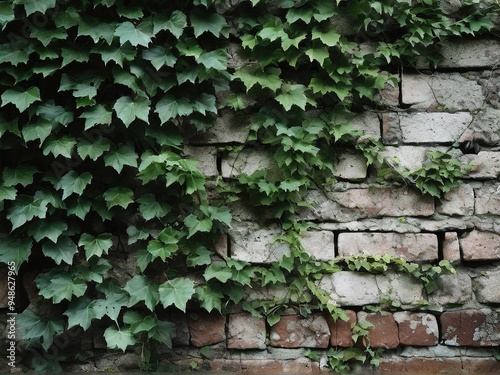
[{"left": 0, "top": 0, "right": 496, "bottom": 371}]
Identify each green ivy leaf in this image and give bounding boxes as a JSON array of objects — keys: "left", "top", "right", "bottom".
[
  {"left": 35, "top": 101, "right": 74, "bottom": 126},
  {"left": 13, "top": 0, "right": 56, "bottom": 16},
  {"left": 149, "top": 320, "right": 176, "bottom": 348},
  {"left": 103, "top": 144, "right": 138, "bottom": 173},
  {"left": 67, "top": 198, "right": 92, "bottom": 220},
  {"left": 233, "top": 66, "right": 282, "bottom": 92},
  {"left": 127, "top": 226, "right": 150, "bottom": 245},
  {"left": 80, "top": 105, "right": 112, "bottom": 130},
  {"left": 143, "top": 46, "right": 177, "bottom": 70},
  {"left": 7, "top": 195, "right": 47, "bottom": 230},
  {"left": 77, "top": 136, "right": 111, "bottom": 161},
  {"left": 93, "top": 291, "right": 129, "bottom": 321},
  {"left": 195, "top": 285, "right": 223, "bottom": 313},
  {"left": 184, "top": 214, "right": 212, "bottom": 238},
  {"left": 55, "top": 171, "right": 92, "bottom": 200},
  {"left": 124, "top": 275, "right": 160, "bottom": 311},
  {"left": 17, "top": 310, "right": 64, "bottom": 351},
  {"left": 27, "top": 219, "right": 68, "bottom": 243},
  {"left": 22, "top": 119, "right": 53, "bottom": 144},
  {"left": 41, "top": 236, "right": 78, "bottom": 265},
  {"left": 305, "top": 46, "right": 330, "bottom": 66},
  {"left": 186, "top": 246, "right": 212, "bottom": 267},
  {"left": 155, "top": 96, "right": 193, "bottom": 123},
  {"left": 115, "top": 21, "right": 152, "bottom": 47},
  {"left": 64, "top": 297, "right": 96, "bottom": 331},
  {"left": 147, "top": 240, "right": 178, "bottom": 262},
  {"left": 0, "top": 236, "right": 32, "bottom": 272},
  {"left": 113, "top": 96, "right": 150, "bottom": 127},
  {"left": 3, "top": 165, "right": 37, "bottom": 187},
  {"left": 192, "top": 93, "right": 217, "bottom": 115},
  {"left": 37, "top": 270, "right": 87, "bottom": 303},
  {"left": 103, "top": 187, "right": 134, "bottom": 209},
  {"left": 137, "top": 194, "right": 170, "bottom": 220},
  {"left": 0, "top": 185, "right": 17, "bottom": 201},
  {"left": 204, "top": 262, "right": 233, "bottom": 283},
  {"left": 276, "top": 84, "right": 309, "bottom": 111},
  {"left": 42, "top": 135, "right": 77, "bottom": 158},
  {"left": 104, "top": 326, "right": 136, "bottom": 352},
  {"left": 1, "top": 87, "right": 40, "bottom": 112},
  {"left": 196, "top": 49, "right": 227, "bottom": 71},
  {"left": 158, "top": 277, "right": 195, "bottom": 312},
  {"left": 190, "top": 8, "right": 227, "bottom": 38},
  {"left": 0, "top": 3, "right": 15, "bottom": 25},
  {"left": 153, "top": 11, "right": 186, "bottom": 38},
  {"left": 311, "top": 27, "right": 341, "bottom": 47},
  {"left": 79, "top": 233, "right": 113, "bottom": 260}
]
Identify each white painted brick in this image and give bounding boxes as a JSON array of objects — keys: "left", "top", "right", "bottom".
[
  {"left": 333, "top": 152, "right": 368, "bottom": 180},
  {"left": 300, "top": 231, "right": 334, "bottom": 261}
]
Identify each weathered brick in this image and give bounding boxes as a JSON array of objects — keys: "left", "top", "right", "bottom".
[
  {"left": 358, "top": 312, "right": 399, "bottom": 349},
  {"left": 460, "top": 230, "right": 500, "bottom": 261},
  {"left": 461, "top": 152, "right": 500, "bottom": 180},
  {"left": 462, "top": 358, "right": 500, "bottom": 373},
  {"left": 443, "top": 232, "right": 461, "bottom": 265},
  {"left": 437, "top": 184, "right": 475, "bottom": 216},
  {"left": 401, "top": 73, "right": 484, "bottom": 112},
  {"left": 381, "top": 145, "right": 448, "bottom": 171},
  {"left": 229, "top": 222, "right": 290, "bottom": 263},
  {"left": 326, "top": 310, "right": 356, "bottom": 347},
  {"left": 183, "top": 145, "right": 218, "bottom": 177},
  {"left": 221, "top": 149, "right": 278, "bottom": 179},
  {"left": 439, "top": 39, "right": 500, "bottom": 68},
  {"left": 228, "top": 313, "right": 266, "bottom": 350},
  {"left": 319, "top": 272, "right": 424, "bottom": 307},
  {"left": 475, "top": 182, "right": 500, "bottom": 215},
  {"left": 269, "top": 314, "right": 330, "bottom": 348},
  {"left": 394, "top": 312, "right": 439, "bottom": 347},
  {"left": 191, "top": 109, "right": 249, "bottom": 144},
  {"left": 441, "top": 309, "right": 500, "bottom": 346},
  {"left": 333, "top": 151, "right": 367, "bottom": 180},
  {"left": 300, "top": 231, "right": 334, "bottom": 261},
  {"left": 400, "top": 112, "right": 473, "bottom": 143},
  {"left": 332, "top": 187, "right": 435, "bottom": 218},
  {"left": 337, "top": 232, "right": 438, "bottom": 261},
  {"left": 474, "top": 271, "right": 500, "bottom": 304},
  {"left": 428, "top": 273, "right": 472, "bottom": 306},
  {"left": 402, "top": 358, "right": 463, "bottom": 374},
  {"left": 462, "top": 108, "right": 500, "bottom": 146},
  {"left": 382, "top": 112, "right": 401, "bottom": 145},
  {"left": 188, "top": 311, "right": 226, "bottom": 347}
]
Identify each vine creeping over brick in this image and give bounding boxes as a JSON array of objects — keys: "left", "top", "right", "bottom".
[{"left": 0, "top": 0, "right": 497, "bottom": 372}]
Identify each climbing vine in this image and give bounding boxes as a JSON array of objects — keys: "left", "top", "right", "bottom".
[{"left": 0, "top": 0, "right": 496, "bottom": 372}]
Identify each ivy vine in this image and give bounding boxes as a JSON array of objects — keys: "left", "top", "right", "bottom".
[{"left": 0, "top": 0, "right": 496, "bottom": 372}]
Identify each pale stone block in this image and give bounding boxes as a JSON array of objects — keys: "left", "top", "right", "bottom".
[
  {"left": 475, "top": 272, "right": 500, "bottom": 304},
  {"left": 183, "top": 145, "right": 218, "bottom": 177},
  {"left": 191, "top": 108, "right": 249, "bottom": 144},
  {"left": 229, "top": 222, "right": 290, "bottom": 263},
  {"left": 475, "top": 182, "right": 500, "bottom": 215},
  {"left": 462, "top": 152, "right": 500, "bottom": 180},
  {"left": 461, "top": 109, "right": 500, "bottom": 146},
  {"left": 333, "top": 152, "right": 368, "bottom": 180},
  {"left": 381, "top": 146, "right": 448, "bottom": 171},
  {"left": 228, "top": 313, "right": 266, "bottom": 349},
  {"left": 461, "top": 230, "right": 500, "bottom": 261},
  {"left": 377, "top": 273, "right": 425, "bottom": 305},
  {"left": 300, "top": 231, "right": 334, "bottom": 261},
  {"left": 402, "top": 73, "right": 484, "bottom": 112},
  {"left": 337, "top": 232, "right": 438, "bottom": 261},
  {"left": 319, "top": 271, "right": 380, "bottom": 306},
  {"left": 333, "top": 111, "right": 381, "bottom": 140},
  {"left": 331, "top": 187, "right": 435, "bottom": 217},
  {"left": 437, "top": 184, "right": 475, "bottom": 216},
  {"left": 221, "top": 149, "right": 278, "bottom": 178},
  {"left": 400, "top": 112, "right": 473, "bottom": 143},
  {"left": 439, "top": 39, "right": 500, "bottom": 68},
  {"left": 443, "top": 232, "right": 461, "bottom": 265},
  {"left": 427, "top": 273, "right": 472, "bottom": 306}
]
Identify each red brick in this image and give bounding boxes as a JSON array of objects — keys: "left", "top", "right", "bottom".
[
  {"left": 281, "top": 359, "right": 320, "bottom": 373},
  {"left": 394, "top": 312, "right": 438, "bottom": 347},
  {"left": 403, "top": 358, "right": 463, "bottom": 374},
  {"left": 240, "top": 360, "right": 282, "bottom": 374},
  {"left": 187, "top": 311, "right": 226, "bottom": 347},
  {"left": 269, "top": 314, "right": 330, "bottom": 348},
  {"left": 442, "top": 232, "right": 461, "bottom": 265},
  {"left": 441, "top": 310, "right": 500, "bottom": 346},
  {"left": 460, "top": 230, "right": 500, "bottom": 261},
  {"left": 326, "top": 310, "right": 356, "bottom": 347},
  {"left": 228, "top": 313, "right": 266, "bottom": 349},
  {"left": 358, "top": 312, "right": 399, "bottom": 349},
  {"left": 462, "top": 358, "right": 500, "bottom": 373},
  {"left": 210, "top": 359, "right": 242, "bottom": 372}
]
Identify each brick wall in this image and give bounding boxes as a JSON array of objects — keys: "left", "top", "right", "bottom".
[
  {"left": 172, "top": 38, "right": 500, "bottom": 374},
  {"left": 2, "top": 29, "right": 500, "bottom": 375}
]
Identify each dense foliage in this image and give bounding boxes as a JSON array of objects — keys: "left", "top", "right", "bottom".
[{"left": 0, "top": 0, "right": 496, "bottom": 371}]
